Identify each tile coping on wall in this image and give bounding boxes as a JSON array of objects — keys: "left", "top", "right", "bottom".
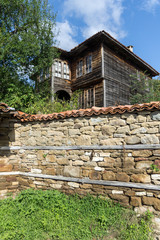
[{"left": 11, "top": 101, "right": 160, "bottom": 122}]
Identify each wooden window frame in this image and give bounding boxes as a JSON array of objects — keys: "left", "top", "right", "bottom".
[
  {"left": 53, "top": 59, "right": 70, "bottom": 80},
  {"left": 63, "top": 61, "right": 70, "bottom": 80},
  {"left": 80, "top": 87, "right": 95, "bottom": 108},
  {"left": 86, "top": 54, "right": 92, "bottom": 74},
  {"left": 86, "top": 87, "right": 95, "bottom": 108},
  {"left": 54, "top": 59, "right": 62, "bottom": 78},
  {"left": 77, "top": 59, "right": 83, "bottom": 78}
]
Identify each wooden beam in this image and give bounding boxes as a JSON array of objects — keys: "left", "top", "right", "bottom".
[
  {"left": 1, "top": 144, "right": 160, "bottom": 151},
  {"left": 0, "top": 171, "right": 160, "bottom": 191}
]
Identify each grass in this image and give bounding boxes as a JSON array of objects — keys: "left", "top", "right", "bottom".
[{"left": 0, "top": 189, "right": 153, "bottom": 240}]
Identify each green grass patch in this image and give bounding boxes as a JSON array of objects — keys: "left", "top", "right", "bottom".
[{"left": 0, "top": 189, "right": 153, "bottom": 240}]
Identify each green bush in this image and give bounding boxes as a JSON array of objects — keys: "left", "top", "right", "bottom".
[{"left": 0, "top": 189, "right": 153, "bottom": 240}]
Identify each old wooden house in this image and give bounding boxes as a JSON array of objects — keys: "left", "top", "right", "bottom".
[{"left": 38, "top": 30, "right": 159, "bottom": 108}]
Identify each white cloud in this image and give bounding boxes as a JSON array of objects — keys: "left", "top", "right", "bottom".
[
  {"left": 56, "top": 21, "right": 78, "bottom": 50},
  {"left": 142, "top": 0, "right": 160, "bottom": 12},
  {"left": 63, "top": 0, "right": 126, "bottom": 40}
]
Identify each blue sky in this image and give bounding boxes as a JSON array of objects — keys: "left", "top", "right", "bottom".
[{"left": 49, "top": 0, "right": 160, "bottom": 75}]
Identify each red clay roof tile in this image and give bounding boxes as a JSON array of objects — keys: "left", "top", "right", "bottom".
[
  {"left": 13, "top": 102, "right": 160, "bottom": 122},
  {"left": 0, "top": 103, "right": 15, "bottom": 113}
]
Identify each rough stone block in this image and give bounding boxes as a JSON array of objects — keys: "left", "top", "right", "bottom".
[
  {"left": 110, "top": 119, "right": 126, "bottom": 126},
  {"left": 130, "top": 197, "right": 141, "bottom": 207},
  {"left": 137, "top": 115, "right": 146, "bottom": 123},
  {"left": 135, "top": 192, "right": 146, "bottom": 196},
  {"left": 0, "top": 164, "right": 12, "bottom": 172},
  {"left": 46, "top": 155, "right": 57, "bottom": 162},
  {"left": 116, "top": 126, "right": 130, "bottom": 134},
  {"left": 92, "top": 157, "right": 104, "bottom": 162},
  {"left": 134, "top": 206, "right": 156, "bottom": 215},
  {"left": 136, "top": 161, "right": 152, "bottom": 170},
  {"left": 151, "top": 174, "right": 160, "bottom": 180},
  {"left": 44, "top": 168, "right": 56, "bottom": 175},
  {"left": 153, "top": 150, "right": 160, "bottom": 156},
  {"left": 102, "top": 171, "right": 116, "bottom": 181},
  {"left": 132, "top": 150, "right": 152, "bottom": 157},
  {"left": 72, "top": 161, "right": 84, "bottom": 166},
  {"left": 130, "top": 174, "right": 151, "bottom": 183},
  {"left": 76, "top": 135, "right": 91, "bottom": 145},
  {"left": 100, "top": 138, "right": 122, "bottom": 146},
  {"left": 126, "top": 115, "right": 136, "bottom": 124},
  {"left": 94, "top": 166, "right": 104, "bottom": 171},
  {"left": 68, "top": 182, "right": 79, "bottom": 188},
  {"left": 131, "top": 127, "right": 147, "bottom": 135},
  {"left": 123, "top": 159, "right": 135, "bottom": 169},
  {"left": 69, "top": 129, "right": 80, "bottom": 136},
  {"left": 151, "top": 111, "right": 160, "bottom": 121},
  {"left": 125, "top": 136, "right": 141, "bottom": 145},
  {"left": 101, "top": 126, "right": 115, "bottom": 136},
  {"left": 89, "top": 170, "right": 101, "bottom": 180},
  {"left": 146, "top": 192, "right": 153, "bottom": 197},
  {"left": 112, "top": 190, "right": 123, "bottom": 195},
  {"left": 50, "top": 183, "right": 62, "bottom": 189},
  {"left": 141, "top": 135, "right": 159, "bottom": 144},
  {"left": 142, "top": 196, "right": 160, "bottom": 211},
  {"left": 31, "top": 169, "right": 42, "bottom": 174},
  {"left": 99, "top": 152, "right": 111, "bottom": 157},
  {"left": 109, "top": 194, "right": 129, "bottom": 204},
  {"left": 57, "top": 158, "right": 69, "bottom": 165},
  {"left": 116, "top": 172, "right": 130, "bottom": 182},
  {"left": 37, "top": 150, "right": 45, "bottom": 160},
  {"left": 64, "top": 166, "right": 80, "bottom": 177}
]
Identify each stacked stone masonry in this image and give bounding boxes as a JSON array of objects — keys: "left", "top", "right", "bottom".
[{"left": 1, "top": 109, "right": 160, "bottom": 214}]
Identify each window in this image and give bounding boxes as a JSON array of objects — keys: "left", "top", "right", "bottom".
[
  {"left": 80, "top": 88, "right": 95, "bottom": 108},
  {"left": 53, "top": 60, "right": 70, "bottom": 79},
  {"left": 77, "top": 60, "right": 83, "bottom": 77},
  {"left": 54, "top": 60, "right": 62, "bottom": 77},
  {"left": 87, "top": 88, "right": 94, "bottom": 107},
  {"left": 86, "top": 55, "right": 92, "bottom": 73},
  {"left": 63, "top": 62, "right": 70, "bottom": 79}
]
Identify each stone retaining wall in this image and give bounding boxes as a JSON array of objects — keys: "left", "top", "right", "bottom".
[{"left": 1, "top": 109, "right": 160, "bottom": 214}]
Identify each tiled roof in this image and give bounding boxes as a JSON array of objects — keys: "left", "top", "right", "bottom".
[
  {"left": 69, "top": 31, "right": 159, "bottom": 77},
  {"left": 0, "top": 103, "right": 15, "bottom": 113},
  {"left": 14, "top": 102, "right": 160, "bottom": 122}
]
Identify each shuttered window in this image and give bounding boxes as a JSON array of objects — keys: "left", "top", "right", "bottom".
[{"left": 80, "top": 88, "right": 95, "bottom": 108}]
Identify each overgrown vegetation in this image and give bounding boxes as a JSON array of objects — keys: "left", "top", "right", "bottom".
[
  {"left": 25, "top": 90, "right": 81, "bottom": 114},
  {"left": 0, "top": 189, "right": 153, "bottom": 240},
  {"left": 130, "top": 72, "right": 160, "bottom": 104},
  {"left": 0, "top": 0, "right": 59, "bottom": 113}
]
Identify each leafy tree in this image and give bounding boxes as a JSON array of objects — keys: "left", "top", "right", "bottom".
[
  {"left": 0, "top": 0, "right": 58, "bottom": 110},
  {"left": 130, "top": 72, "right": 160, "bottom": 104}
]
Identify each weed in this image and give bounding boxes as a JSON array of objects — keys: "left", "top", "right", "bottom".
[
  {"left": 43, "top": 153, "right": 48, "bottom": 158},
  {"left": 150, "top": 164, "right": 159, "bottom": 172},
  {"left": 0, "top": 189, "right": 153, "bottom": 240}
]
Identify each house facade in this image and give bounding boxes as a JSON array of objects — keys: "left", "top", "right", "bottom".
[{"left": 39, "top": 31, "right": 159, "bottom": 108}]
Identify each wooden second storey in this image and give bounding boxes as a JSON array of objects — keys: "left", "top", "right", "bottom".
[{"left": 37, "top": 31, "right": 159, "bottom": 108}]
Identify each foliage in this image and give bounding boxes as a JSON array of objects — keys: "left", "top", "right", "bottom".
[
  {"left": 0, "top": 189, "right": 153, "bottom": 240},
  {"left": 150, "top": 164, "right": 159, "bottom": 172},
  {"left": 25, "top": 90, "right": 81, "bottom": 114},
  {"left": 0, "top": 0, "right": 58, "bottom": 107},
  {"left": 130, "top": 72, "right": 160, "bottom": 104}
]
